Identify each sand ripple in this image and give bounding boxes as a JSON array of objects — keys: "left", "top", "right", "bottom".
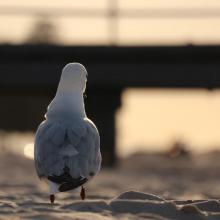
[{"left": 1, "top": 191, "right": 220, "bottom": 219}]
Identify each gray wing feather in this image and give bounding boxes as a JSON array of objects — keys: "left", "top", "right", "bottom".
[{"left": 34, "top": 118, "right": 101, "bottom": 179}]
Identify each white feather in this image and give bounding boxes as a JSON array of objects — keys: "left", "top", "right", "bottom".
[
  {"left": 49, "top": 181, "right": 60, "bottom": 194},
  {"left": 34, "top": 63, "right": 102, "bottom": 194}
]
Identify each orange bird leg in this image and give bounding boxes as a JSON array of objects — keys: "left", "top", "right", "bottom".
[
  {"left": 50, "top": 194, "right": 55, "bottom": 204},
  {"left": 80, "top": 186, "right": 86, "bottom": 200}
]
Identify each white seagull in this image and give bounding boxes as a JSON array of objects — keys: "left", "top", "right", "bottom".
[{"left": 34, "top": 63, "right": 102, "bottom": 203}]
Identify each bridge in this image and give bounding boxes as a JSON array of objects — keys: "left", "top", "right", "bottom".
[{"left": 0, "top": 44, "right": 220, "bottom": 165}]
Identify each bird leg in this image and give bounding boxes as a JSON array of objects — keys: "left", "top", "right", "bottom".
[
  {"left": 50, "top": 194, "right": 55, "bottom": 204},
  {"left": 80, "top": 186, "right": 86, "bottom": 200}
]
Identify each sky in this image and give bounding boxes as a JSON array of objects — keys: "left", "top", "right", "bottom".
[
  {"left": 1, "top": 0, "right": 220, "bottom": 45},
  {"left": 117, "top": 89, "right": 220, "bottom": 157}
]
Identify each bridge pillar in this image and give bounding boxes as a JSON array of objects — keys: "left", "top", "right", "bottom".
[{"left": 86, "top": 87, "right": 122, "bottom": 166}]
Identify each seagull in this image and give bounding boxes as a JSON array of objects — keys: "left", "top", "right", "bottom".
[{"left": 34, "top": 63, "right": 102, "bottom": 203}]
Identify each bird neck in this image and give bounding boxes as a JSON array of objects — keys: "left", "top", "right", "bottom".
[{"left": 46, "top": 90, "right": 86, "bottom": 121}]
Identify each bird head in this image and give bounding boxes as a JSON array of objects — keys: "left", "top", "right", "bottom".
[{"left": 58, "top": 63, "right": 88, "bottom": 94}]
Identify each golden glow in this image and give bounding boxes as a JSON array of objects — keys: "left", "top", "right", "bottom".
[
  {"left": 118, "top": 0, "right": 220, "bottom": 9},
  {"left": 0, "top": 0, "right": 108, "bottom": 9},
  {"left": 23, "top": 142, "right": 34, "bottom": 159},
  {"left": 117, "top": 89, "right": 220, "bottom": 157},
  {"left": 1, "top": 0, "right": 220, "bottom": 44}
]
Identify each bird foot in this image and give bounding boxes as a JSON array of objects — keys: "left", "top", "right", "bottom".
[
  {"left": 50, "top": 194, "right": 55, "bottom": 204},
  {"left": 80, "top": 186, "right": 86, "bottom": 200}
]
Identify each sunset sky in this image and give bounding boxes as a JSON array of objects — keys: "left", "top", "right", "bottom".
[
  {"left": 117, "top": 89, "right": 220, "bottom": 156},
  {"left": 1, "top": 1, "right": 220, "bottom": 156},
  {"left": 1, "top": 0, "right": 220, "bottom": 45}
]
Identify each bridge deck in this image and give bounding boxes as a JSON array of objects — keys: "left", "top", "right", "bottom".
[{"left": 1, "top": 45, "right": 220, "bottom": 90}]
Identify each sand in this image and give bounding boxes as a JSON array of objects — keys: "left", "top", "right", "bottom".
[{"left": 1, "top": 152, "right": 220, "bottom": 219}]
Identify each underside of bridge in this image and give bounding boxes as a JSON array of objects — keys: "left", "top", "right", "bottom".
[{"left": 0, "top": 44, "right": 220, "bottom": 166}]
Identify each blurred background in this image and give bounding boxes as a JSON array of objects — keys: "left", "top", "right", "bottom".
[
  {"left": 1, "top": 0, "right": 220, "bottom": 207},
  {"left": 0, "top": 1, "right": 220, "bottom": 165}
]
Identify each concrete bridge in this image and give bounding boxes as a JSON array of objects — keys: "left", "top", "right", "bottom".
[{"left": 0, "top": 44, "right": 220, "bottom": 165}]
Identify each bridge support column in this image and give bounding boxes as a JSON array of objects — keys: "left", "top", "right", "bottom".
[{"left": 86, "top": 87, "right": 122, "bottom": 166}]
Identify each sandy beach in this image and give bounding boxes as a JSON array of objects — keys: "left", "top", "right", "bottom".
[{"left": 1, "top": 152, "right": 220, "bottom": 219}]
